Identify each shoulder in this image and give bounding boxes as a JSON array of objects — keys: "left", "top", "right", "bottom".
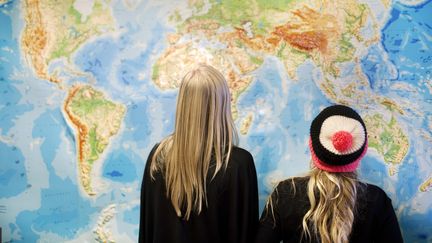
[
  {"left": 273, "top": 177, "right": 308, "bottom": 196},
  {"left": 359, "top": 183, "right": 395, "bottom": 211},
  {"left": 228, "top": 146, "right": 254, "bottom": 169},
  {"left": 223, "top": 146, "right": 257, "bottom": 181},
  {"left": 266, "top": 177, "right": 309, "bottom": 214},
  {"left": 146, "top": 143, "right": 160, "bottom": 159},
  {"left": 363, "top": 183, "right": 390, "bottom": 201},
  {"left": 144, "top": 143, "right": 161, "bottom": 172},
  {"left": 230, "top": 146, "right": 254, "bottom": 161}
]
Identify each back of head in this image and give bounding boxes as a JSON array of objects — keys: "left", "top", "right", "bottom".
[
  {"left": 303, "top": 105, "right": 368, "bottom": 243},
  {"left": 151, "top": 63, "right": 238, "bottom": 220}
]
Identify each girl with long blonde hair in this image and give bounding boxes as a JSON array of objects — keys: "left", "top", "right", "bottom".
[
  {"left": 139, "top": 64, "right": 258, "bottom": 243},
  {"left": 255, "top": 105, "right": 403, "bottom": 243}
]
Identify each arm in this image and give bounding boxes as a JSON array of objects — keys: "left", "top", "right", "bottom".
[
  {"left": 375, "top": 194, "right": 404, "bottom": 243},
  {"left": 138, "top": 162, "right": 148, "bottom": 243},
  {"left": 138, "top": 145, "right": 158, "bottom": 243},
  {"left": 255, "top": 187, "right": 282, "bottom": 243},
  {"left": 226, "top": 152, "right": 259, "bottom": 243}
]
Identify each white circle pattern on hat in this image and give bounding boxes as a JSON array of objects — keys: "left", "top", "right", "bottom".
[{"left": 319, "top": 115, "right": 366, "bottom": 155}]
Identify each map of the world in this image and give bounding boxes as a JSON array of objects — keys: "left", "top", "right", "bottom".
[{"left": 0, "top": 0, "right": 431, "bottom": 242}]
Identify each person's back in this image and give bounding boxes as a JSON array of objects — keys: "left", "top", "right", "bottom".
[
  {"left": 255, "top": 105, "right": 403, "bottom": 243},
  {"left": 141, "top": 146, "right": 257, "bottom": 243},
  {"left": 139, "top": 64, "right": 259, "bottom": 243},
  {"left": 257, "top": 177, "right": 402, "bottom": 242}
]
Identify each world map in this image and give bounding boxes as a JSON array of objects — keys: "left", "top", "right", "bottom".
[{"left": 0, "top": 0, "right": 431, "bottom": 242}]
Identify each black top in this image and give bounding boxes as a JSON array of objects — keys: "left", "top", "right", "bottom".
[
  {"left": 139, "top": 145, "right": 259, "bottom": 243},
  {"left": 255, "top": 177, "right": 403, "bottom": 243}
]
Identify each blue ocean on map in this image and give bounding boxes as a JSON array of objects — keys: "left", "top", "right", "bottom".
[
  {"left": 0, "top": 142, "right": 27, "bottom": 198},
  {"left": 0, "top": 0, "right": 431, "bottom": 242}
]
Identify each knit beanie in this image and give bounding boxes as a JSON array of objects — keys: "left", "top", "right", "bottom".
[{"left": 309, "top": 105, "right": 368, "bottom": 172}]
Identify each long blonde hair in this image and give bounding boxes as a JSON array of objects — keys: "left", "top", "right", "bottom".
[
  {"left": 150, "top": 64, "right": 238, "bottom": 220},
  {"left": 302, "top": 167, "right": 361, "bottom": 243}
]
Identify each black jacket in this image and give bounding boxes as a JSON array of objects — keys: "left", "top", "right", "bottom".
[
  {"left": 255, "top": 177, "right": 403, "bottom": 243},
  {"left": 139, "top": 145, "right": 259, "bottom": 243}
]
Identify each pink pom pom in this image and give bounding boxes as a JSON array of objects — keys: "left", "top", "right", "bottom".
[{"left": 332, "top": 131, "right": 353, "bottom": 152}]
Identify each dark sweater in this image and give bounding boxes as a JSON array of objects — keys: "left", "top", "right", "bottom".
[
  {"left": 139, "top": 145, "right": 259, "bottom": 243},
  {"left": 255, "top": 177, "right": 403, "bottom": 243}
]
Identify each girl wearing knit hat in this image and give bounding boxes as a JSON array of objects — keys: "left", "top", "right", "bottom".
[{"left": 255, "top": 105, "right": 403, "bottom": 243}]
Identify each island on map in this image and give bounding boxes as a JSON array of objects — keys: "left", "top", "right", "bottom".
[{"left": 420, "top": 177, "right": 432, "bottom": 192}]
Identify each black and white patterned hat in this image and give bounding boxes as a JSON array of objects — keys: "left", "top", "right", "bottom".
[{"left": 309, "top": 105, "right": 368, "bottom": 172}]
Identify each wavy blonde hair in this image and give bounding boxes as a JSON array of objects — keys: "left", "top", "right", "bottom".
[
  {"left": 150, "top": 64, "right": 238, "bottom": 220},
  {"left": 302, "top": 167, "right": 361, "bottom": 243},
  {"left": 263, "top": 168, "right": 361, "bottom": 243}
]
